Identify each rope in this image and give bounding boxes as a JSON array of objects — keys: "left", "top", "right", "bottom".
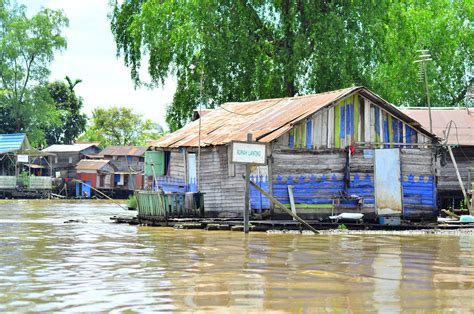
[{"left": 72, "top": 179, "right": 128, "bottom": 211}]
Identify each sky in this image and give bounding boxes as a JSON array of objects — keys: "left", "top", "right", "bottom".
[{"left": 18, "top": 0, "right": 176, "bottom": 130}]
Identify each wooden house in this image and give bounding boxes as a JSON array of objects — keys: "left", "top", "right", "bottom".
[
  {"left": 149, "top": 87, "right": 439, "bottom": 221},
  {"left": 42, "top": 143, "right": 101, "bottom": 179},
  {"left": 0, "top": 133, "right": 52, "bottom": 198},
  {"left": 75, "top": 159, "right": 116, "bottom": 197},
  {"left": 98, "top": 146, "right": 146, "bottom": 192},
  {"left": 401, "top": 107, "right": 474, "bottom": 209}
]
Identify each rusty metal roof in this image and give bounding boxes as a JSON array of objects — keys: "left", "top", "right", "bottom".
[
  {"left": 151, "top": 86, "right": 436, "bottom": 148},
  {"left": 76, "top": 159, "right": 111, "bottom": 171},
  {"left": 401, "top": 107, "right": 474, "bottom": 146},
  {"left": 99, "top": 146, "right": 147, "bottom": 157}
]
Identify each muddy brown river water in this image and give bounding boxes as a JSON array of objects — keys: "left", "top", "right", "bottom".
[{"left": 0, "top": 200, "right": 473, "bottom": 312}]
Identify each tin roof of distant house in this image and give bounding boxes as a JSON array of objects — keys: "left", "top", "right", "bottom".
[
  {"left": 99, "top": 146, "right": 147, "bottom": 157},
  {"left": 43, "top": 143, "right": 100, "bottom": 153},
  {"left": 75, "top": 159, "right": 111, "bottom": 171},
  {"left": 150, "top": 86, "right": 436, "bottom": 148},
  {"left": 0, "top": 133, "right": 30, "bottom": 154},
  {"left": 400, "top": 107, "right": 474, "bottom": 146}
]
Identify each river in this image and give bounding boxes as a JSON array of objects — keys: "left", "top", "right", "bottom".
[{"left": 0, "top": 200, "right": 473, "bottom": 312}]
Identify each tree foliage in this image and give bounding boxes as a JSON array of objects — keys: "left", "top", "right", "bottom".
[
  {"left": 111, "top": 0, "right": 473, "bottom": 130},
  {"left": 79, "top": 106, "right": 161, "bottom": 147},
  {"left": 0, "top": 0, "right": 68, "bottom": 145},
  {"left": 44, "top": 77, "right": 87, "bottom": 145}
]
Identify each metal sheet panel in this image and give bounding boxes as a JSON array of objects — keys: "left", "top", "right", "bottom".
[
  {"left": 400, "top": 108, "right": 474, "bottom": 146},
  {"left": 374, "top": 149, "right": 402, "bottom": 215},
  {"left": 0, "top": 133, "right": 27, "bottom": 153}
]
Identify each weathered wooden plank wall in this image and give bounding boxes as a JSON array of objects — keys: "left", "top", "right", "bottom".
[
  {"left": 169, "top": 151, "right": 186, "bottom": 180},
  {"left": 198, "top": 146, "right": 246, "bottom": 217},
  {"left": 400, "top": 148, "right": 436, "bottom": 219},
  {"left": 278, "top": 93, "right": 426, "bottom": 151},
  {"left": 437, "top": 147, "right": 474, "bottom": 192}
]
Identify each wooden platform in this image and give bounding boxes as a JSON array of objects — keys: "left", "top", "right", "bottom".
[{"left": 110, "top": 215, "right": 474, "bottom": 232}]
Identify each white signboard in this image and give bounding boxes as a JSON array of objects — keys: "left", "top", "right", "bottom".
[
  {"left": 231, "top": 141, "right": 266, "bottom": 165},
  {"left": 17, "top": 154, "right": 28, "bottom": 163}
]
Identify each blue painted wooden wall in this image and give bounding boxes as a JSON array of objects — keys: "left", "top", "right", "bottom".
[{"left": 250, "top": 174, "right": 436, "bottom": 218}]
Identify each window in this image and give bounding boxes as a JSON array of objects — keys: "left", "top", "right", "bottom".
[{"left": 68, "top": 156, "right": 73, "bottom": 164}]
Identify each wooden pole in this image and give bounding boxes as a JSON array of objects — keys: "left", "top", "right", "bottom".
[
  {"left": 447, "top": 145, "right": 467, "bottom": 202},
  {"left": 72, "top": 179, "right": 128, "bottom": 211},
  {"left": 244, "top": 133, "right": 252, "bottom": 233},
  {"left": 249, "top": 180, "right": 319, "bottom": 234},
  {"left": 288, "top": 185, "right": 297, "bottom": 221}
]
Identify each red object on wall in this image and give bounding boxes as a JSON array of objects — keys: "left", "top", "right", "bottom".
[{"left": 76, "top": 173, "right": 97, "bottom": 188}]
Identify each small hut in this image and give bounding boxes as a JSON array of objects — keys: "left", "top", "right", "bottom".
[
  {"left": 0, "top": 133, "right": 53, "bottom": 198},
  {"left": 150, "top": 87, "right": 439, "bottom": 221},
  {"left": 75, "top": 159, "right": 116, "bottom": 198}
]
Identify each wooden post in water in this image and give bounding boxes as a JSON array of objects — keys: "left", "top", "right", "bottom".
[
  {"left": 249, "top": 180, "right": 319, "bottom": 234},
  {"left": 244, "top": 133, "right": 252, "bottom": 233}
]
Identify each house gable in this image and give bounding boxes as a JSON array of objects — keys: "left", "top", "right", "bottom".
[{"left": 274, "top": 92, "right": 433, "bottom": 150}]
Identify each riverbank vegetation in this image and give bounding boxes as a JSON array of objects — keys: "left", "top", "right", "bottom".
[{"left": 79, "top": 106, "right": 162, "bottom": 148}]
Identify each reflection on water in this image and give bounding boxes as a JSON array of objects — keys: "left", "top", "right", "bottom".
[{"left": 0, "top": 200, "right": 473, "bottom": 312}]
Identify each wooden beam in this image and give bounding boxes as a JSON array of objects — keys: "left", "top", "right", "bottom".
[
  {"left": 447, "top": 145, "right": 468, "bottom": 206},
  {"left": 364, "top": 101, "right": 371, "bottom": 143},
  {"left": 249, "top": 180, "right": 319, "bottom": 234},
  {"left": 288, "top": 185, "right": 297, "bottom": 221},
  {"left": 328, "top": 107, "right": 334, "bottom": 148}
]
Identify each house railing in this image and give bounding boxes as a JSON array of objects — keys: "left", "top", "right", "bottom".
[{"left": 0, "top": 176, "right": 51, "bottom": 190}]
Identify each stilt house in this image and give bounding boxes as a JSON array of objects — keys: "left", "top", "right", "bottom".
[
  {"left": 98, "top": 146, "right": 146, "bottom": 192},
  {"left": 42, "top": 143, "right": 101, "bottom": 179},
  {"left": 401, "top": 107, "right": 474, "bottom": 209},
  {"left": 150, "top": 87, "right": 439, "bottom": 221},
  {"left": 0, "top": 133, "right": 52, "bottom": 198}
]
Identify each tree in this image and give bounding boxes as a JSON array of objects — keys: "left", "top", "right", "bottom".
[
  {"left": 79, "top": 106, "right": 161, "bottom": 147},
  {"left": 0, "top": 0, "right": 68, "bottom": 145},
  {"left": 110, "top": 0, "right": 472, "bottom": 130},
  {"left": 44, "top": 77, "right": 87, "bottom": 145}
]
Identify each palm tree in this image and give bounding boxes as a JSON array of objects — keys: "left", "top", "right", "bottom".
[{"left": 65, "top": 76, "right": 83, "bottom": 91}]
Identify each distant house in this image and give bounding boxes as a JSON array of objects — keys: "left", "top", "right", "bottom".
[
  {"left": 150, "top": 86, "right": 439, "bottom": 221},
  {"left": 98, "top": 146, "right": 147, "bottom": 192},
  {"left": 0, "top": 133, "right": 52, "bottom": 197},
  {"left": 42, "top": 143, "right": 101, "bottom": 179},
  {"left": 75, "top": 159, "right": 116, "bottom": 198},
  {"left": 401, "top": 107, "right": 474, "bottom": 208}
]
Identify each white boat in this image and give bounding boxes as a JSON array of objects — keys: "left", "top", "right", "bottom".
[{"left": 329, "top": 213, "right": 364, "bottom": 221}]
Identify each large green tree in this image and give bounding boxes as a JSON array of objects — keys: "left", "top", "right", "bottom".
[
  {"left": 111, "top": 0, "right": 472, "bottom": 130},
  {"left": 79, "top": 106, "right": 161, "bottom": 147},
  {"left": 0, "top": 0, "right": 68, "bottom": 144},
  {"left": 44, "top": 76, "right": 87, "bottom": 145}
]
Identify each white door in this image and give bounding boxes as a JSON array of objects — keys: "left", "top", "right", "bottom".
[{"left": 374, "top": 149, "right": 403, "bottom": 216}]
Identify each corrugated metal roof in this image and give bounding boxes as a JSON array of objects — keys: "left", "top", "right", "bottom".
[
  {"left": 401, "top": 107, "right": 474, "bottom": 146},
  {"left": 43, "top": 143, "right": 99, "bottom": 153},
  {"left": 76, "top": 159, "right": 111, "bottom": 171},
  {"left": 99, "top": 146, "right": 147, "bottom": 157},
  {"left": 151, "top": 87, "right": 436, "bottom": 148},
  {"left": 0, "top": 133, "right": 28, "bottom": 154}
]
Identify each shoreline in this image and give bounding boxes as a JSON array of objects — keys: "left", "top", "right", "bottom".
[{"left": 269, "top": 228, "right": 474, "bottom": 236}]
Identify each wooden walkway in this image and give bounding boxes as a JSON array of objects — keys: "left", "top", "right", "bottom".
[{"left": 110, "top": 215, "right": 474, "bottom": 232}]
